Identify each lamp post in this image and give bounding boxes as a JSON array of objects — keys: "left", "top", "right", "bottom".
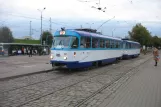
[{"left": 37, "top": 7, "right": 46, "bottom": 45}]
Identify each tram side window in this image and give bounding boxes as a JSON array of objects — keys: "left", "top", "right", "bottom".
[
  {"left": 113, "top": 40, "right": 115, "bottom": 48},
  {"left": 133, "top": 44, "right": 135, "bottom": 49},
  {"left": 128, "top": 43, "right": 130, "bottom": 49},
  {"left": 119, "top": 42, "right": 121, "bottom": 48},
  {"left": 131, "top": 44, "right": 134, "bottom": 48},
  {"left": 112, "top": 40, "right": 115, "bottom": 48},
  {"left": 71, "top": 37, "right": 79, "bottom": 48},
  {"left": 116, "top": 41, "right": 119, "bottom": 48},
  {"left": 110, "top": 40, "right": 113, "bottom": 48},
  {"left": 137, "top": 44, "right": 140, "bottom": 49},
  {"left": 80, "top": 36, "right": 91, "bottom": 48},
  {"left": 129, "top": 43, "right": 132, "bottom": 49},
  {"left": 92, "top": 38, "right": 99, "bottom": 48},
  {"left": 120, "top": 42, "right": 123, "bottom": 48},
  {"left": 118, "top": 42, "right": 121, "bottom": 48},
  {"left": 100, "top": 39, "right": 105, "bottom": 48},
  {"left": 105, "top": 40, "right": 110, "bottom": 48},
  {"left": 126, "top": 43, "right": 129, "bottom": 49}
]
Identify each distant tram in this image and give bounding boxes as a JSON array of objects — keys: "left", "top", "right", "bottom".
[{"left": 50, "top": 28, "right": 140, "bottom": 69}]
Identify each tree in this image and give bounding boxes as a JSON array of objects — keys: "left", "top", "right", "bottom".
[
  {"left": 41, "top": 31, "right": 53, "bottom": 46},
  {"left": 128, "top": 23, "right": 151, "bottom": 46},
  {"left": 0, "top": 26, "right": 14, "bottom": 43},
  {"left": 152, "top": 36, "right": 161, "bottom": 48}
]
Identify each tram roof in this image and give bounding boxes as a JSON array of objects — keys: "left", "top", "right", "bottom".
[
  {"left": 76, "top": 30, "right": 122, "bottom": 41},
  {"left": 54, "top": 29, "right": 122, "bottom": 41},
  {"left": 123, "top": 40, "right": 140, "bottom": 44}
]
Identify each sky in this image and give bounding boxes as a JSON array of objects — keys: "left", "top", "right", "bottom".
[{"left": 0, "top": 0, "right": 161, "bottom": 39}]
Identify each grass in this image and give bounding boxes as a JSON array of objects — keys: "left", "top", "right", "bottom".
[{"left": 14, "top": 39, "right": 40, "bottom": 44}]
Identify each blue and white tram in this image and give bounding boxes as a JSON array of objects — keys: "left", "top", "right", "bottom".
[
  {"left": 50, "top": 29, "right": 139, "bottom": 69},
  {"left": 122, "top": 40, "right": 140, "bottom": 59}
]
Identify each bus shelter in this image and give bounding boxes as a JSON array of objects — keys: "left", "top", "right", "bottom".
[{"left": 0, "top": 43, "right": 50, "bottom": 56}]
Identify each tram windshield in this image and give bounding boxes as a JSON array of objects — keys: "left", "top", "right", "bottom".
[{"left": 52, "top": 36, "right": 79, "bottom": 49}]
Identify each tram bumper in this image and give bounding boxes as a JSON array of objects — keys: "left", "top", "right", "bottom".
[{"left": 50, "top": 60, "right": 79, "bottom": 68}]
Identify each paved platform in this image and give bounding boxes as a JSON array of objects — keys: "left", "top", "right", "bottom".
[
  {"left": 0, "top": 55, "right": 53, "bottom": 80},
  {"left": 99, "top": 57, "right": 161, "bottom": 107}
]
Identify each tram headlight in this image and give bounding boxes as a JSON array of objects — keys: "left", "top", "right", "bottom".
[
  {"left": 50, "top": 55, "right": 53, "bottom": 59},
  {"left": 64, "top": 56, "right": 67, "bottom": 60}
]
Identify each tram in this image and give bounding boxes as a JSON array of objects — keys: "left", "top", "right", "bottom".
[{"left": 50, "top": 28, "right": 140, "bottom": 69}]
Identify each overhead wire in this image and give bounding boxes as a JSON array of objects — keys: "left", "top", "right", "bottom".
[
  {"left": 1, "top": 0, "right": 160, "bottom": 37},
  {"left": 0, "top": 11, "right": 77, "bottom": 29}
]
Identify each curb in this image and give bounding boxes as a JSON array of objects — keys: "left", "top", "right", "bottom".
[{"left": 0, "top": 69, "right": 54, "bottom": 81}]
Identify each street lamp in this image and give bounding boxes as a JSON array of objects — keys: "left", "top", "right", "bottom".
[{"left": 37, "top": 7, "right": 46, "bottom": 45}]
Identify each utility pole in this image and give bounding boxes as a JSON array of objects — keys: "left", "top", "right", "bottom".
[
  {"left": 30, "top": 21, "right": 32, "bottom": 37},
  {"left": 112, "top": 28, "right": 115, "bottom": 37},
  {"left": 41, "top": 13, "right": 42, "bottom": 42},
  {"left": 81, "top": 25, "right": 82, "bottom": 29},
  {"left": 38, "top": 7, "right": 46, "bottom": 45},
  {"left": 49, "top": 17, "right": 52, "bottom": 33}
]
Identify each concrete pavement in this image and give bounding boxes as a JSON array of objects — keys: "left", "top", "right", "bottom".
[
  {"left": 0, "top": 55, "right": 53, "bottom": 80},
  {"left": 98, "top": 56, "right": 161, "bottom": 107}
]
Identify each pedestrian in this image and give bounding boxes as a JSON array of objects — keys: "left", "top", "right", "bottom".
[
  {"left": 43, "top": 48, "right": 46, "bottom": 55},
  {"left": 29, "top": 47, "right": 33, "bottom": 57},
  {"left": 24, "top": 48, "right": 26, "bottom": 55},
  {"left": 153, "top": 47, "right": 159, "bottom": 66}
]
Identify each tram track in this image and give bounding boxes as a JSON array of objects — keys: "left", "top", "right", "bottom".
[
  {"left": 74, "top": 56, "right": 152, "bottom": 107},
  {"left": 0, "top": 54, "right": 150, "bottom": 107},
  {"left": 14, "top": 56, "right": 148, "bottom": 107},
  {"left": 1, "top": 56, "right": 133, "bottom": 93}
]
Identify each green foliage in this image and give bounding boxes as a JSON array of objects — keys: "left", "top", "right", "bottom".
[
  {"left": 0, "top": 26, "right": 14, "bottom": 43},
  {"left": 14, "top": 39, "right": 40, "bottom": 44},
  {"left": 128, "top": 23, "right": 152, "bottom": 46},
  {"left": 152, "top": 36, "right": 161, "bottom": 48},
  {"left": 41, "top": 31, "right": 53, "bottom": 46}
]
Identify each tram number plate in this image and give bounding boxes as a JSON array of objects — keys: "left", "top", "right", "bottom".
[{"left": 56, "top": 54, "right": 60, "bottom": 57}]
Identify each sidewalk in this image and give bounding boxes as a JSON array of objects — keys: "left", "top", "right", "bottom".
[
  {"left": 0, "top": 55, "right": 53, "bottom": 80},
  {"left": 99, "top": 57, "right": 161, "bottom": 107}
]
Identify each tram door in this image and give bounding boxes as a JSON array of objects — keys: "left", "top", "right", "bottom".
[
  {"left": 123, "top": 42, "right": 127, "bottom": 54},
  {"left": 79, "top": 36, "right": 91, "bottom": 62}
]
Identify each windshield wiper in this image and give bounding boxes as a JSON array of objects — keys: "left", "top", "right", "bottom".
[{"left": 59, "top": 40, "right": 63, "bottom": 45}]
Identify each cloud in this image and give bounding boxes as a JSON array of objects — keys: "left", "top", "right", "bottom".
[
  {"left": 0, "top": 0, "right": 161, "bottom": 38},
  {"left": 1, "top": 0, "right": 161, "bottom": 21}
]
